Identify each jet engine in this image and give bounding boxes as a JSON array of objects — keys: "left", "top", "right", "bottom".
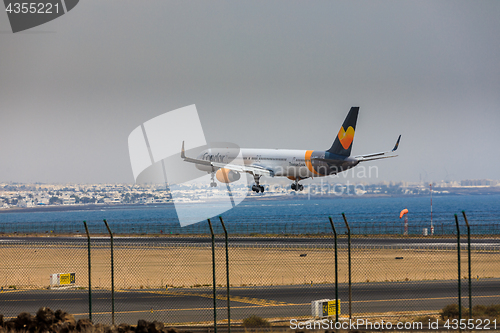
[{"left": 216, "top": 168, "right": 241, "bottom": 183}]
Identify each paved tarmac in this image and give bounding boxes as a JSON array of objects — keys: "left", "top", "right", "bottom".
[{"left": 1, "top": 279, "right": 499, "bottom": 325}]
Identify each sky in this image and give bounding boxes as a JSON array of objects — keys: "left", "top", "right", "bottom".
[{"left": 1, "top": 0, "right": 499, "bottom": 184}]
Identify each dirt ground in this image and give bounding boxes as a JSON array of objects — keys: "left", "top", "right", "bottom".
[{"left": 1, "top": 245, "right": 498, "bottom": 289}]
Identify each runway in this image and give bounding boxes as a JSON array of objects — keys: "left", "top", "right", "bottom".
[
  {"left": 1, "top": 279, "right": 499, "bottom": 325},
  {"left": 1, "top": 236, "right": 500, "bottom": 250}
]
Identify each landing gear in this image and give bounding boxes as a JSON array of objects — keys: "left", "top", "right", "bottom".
[
  {"left": 291, "top": 179, "right": 304, "bottom": 191},
  {"left": 210, "top": 170, "right": 217, "bottom": 187},
  {"left": 251, "top": 175, "right": 265, "bottom": 193}
]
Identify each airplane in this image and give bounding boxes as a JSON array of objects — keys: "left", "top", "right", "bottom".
[{"left": 181, "top": 107, "right": 401, "bottom": 193}]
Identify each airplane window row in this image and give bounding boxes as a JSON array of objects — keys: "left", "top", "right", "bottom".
[
  {"left": 249, "top": 157, "right": 287, "bottom": 161},
  {"left": 203, "top": 155, "right": 226, "bottom": 161}
]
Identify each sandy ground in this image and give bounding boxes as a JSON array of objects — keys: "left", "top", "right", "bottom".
[{"left": 1, "top": 245, "right": 498, "bottom": 289}]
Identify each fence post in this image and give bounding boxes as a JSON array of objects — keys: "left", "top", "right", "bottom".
[
  {"left": 454, "top": 214, "right": 462, "bottom": 321},
  {"left": 207, "top": 219, "right": 217, "bottom": 333},
  {"left": 342, "top": 213, "right": 352, "bottom": 319},
  {"left": 83, "top": 221, "right": 92, "bottom": 322},
  {"left": 462, "top": 211, "right": 472, "bottom": 318},
  {"left": 328, "top": 216, "right": 339, "bottom": 323},
  {"left": 104, "top": 219, "right": 115, "bottom": 325},
  {"left": 219, "top": 217, "right": 230, "bottom": 333}
]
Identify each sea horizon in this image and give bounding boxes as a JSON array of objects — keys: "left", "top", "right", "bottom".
[{"left": 0, "top": 194, "right": 498, "bottom": 235}]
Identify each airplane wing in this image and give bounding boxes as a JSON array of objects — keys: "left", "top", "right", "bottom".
[
  {"left": 354, "top": 135, "right": 401, "bottom": 162},
  {"left": 181, "top": 142, "right": 274, "bottom": 177},
  {"left": 211, "top": 161, "right": 274, "bottom": 177}
]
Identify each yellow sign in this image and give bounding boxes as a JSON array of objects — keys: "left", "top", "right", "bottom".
[
  {"left": 322, "top": 300, "right": 340, "bottom": 317},
  {"left": 59, "top": 273, "right": 76, "bottom": 285}
]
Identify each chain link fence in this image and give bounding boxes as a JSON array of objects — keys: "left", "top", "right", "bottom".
[{"left": 0, "top": 213, "right": 499, "bottom": 327}]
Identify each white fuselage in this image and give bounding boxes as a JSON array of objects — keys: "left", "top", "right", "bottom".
[
  {"left": 195, "top": 148, "right": 358, "bottom": 180},
  {"left": 238, "top": 149, "right": 311, "bottom": 178}
]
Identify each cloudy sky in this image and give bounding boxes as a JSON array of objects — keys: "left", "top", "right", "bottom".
[{"left": 1, "top": 0, "right": 499, "bottom": 184}]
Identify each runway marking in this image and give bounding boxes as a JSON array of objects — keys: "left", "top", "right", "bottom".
[
  {"left": 69, "top": 303, "right": 298, "bottom": 317},
  {"left": 116, "top": 290, "right": 500, "bottom": 307},
  {"left": 351, "top": 294, "right": 500, "bottom": 304},
  {"left": 0, "top": 295, "right": 178, "bottom": 302},
  {"left": 66, "top": 294, "right": 500, "bottom": 317},
  {"left": 116, "top": 289, "right": 291, "bottom": 306},
  {"left": 3, "top": 290, "right": 500, "bottom": 306},
  {"left": 4, "top": 291, "right": 500, "bottom": 319}
]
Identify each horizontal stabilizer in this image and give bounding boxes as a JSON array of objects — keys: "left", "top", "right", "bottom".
[
  {"left": 357, "top": 154, "right": 398, "bottom": 162},
  {"left": 354, "top": 135, "right": 401, "bottom": 163}
]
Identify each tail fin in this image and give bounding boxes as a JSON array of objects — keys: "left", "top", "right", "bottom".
[{"left": 326, "top": 107, "right": 359, "bottom": 156}]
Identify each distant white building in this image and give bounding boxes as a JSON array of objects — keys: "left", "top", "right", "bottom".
[
  {"left": 36, "top": 195, "right": 50, "bottom": 205},
  {"left": 461, "top": 179, "right": 498, "bottom": 187},
  {"left": 17, "top": 200, "right": 27, "bottom": 208},
  {"left": 63, "top": 197, "right": 76, "bottom": 205},
  {"left": 138, "top": 197, "right": 154, "bottom": 204}
]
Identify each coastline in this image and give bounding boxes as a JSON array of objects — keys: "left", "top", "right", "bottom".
[
  {"left": 0, "top": 203, "right": 174, "bottom": 214},
  {"left": 1, "top": 188, "right": 499, "bottom": 214}
]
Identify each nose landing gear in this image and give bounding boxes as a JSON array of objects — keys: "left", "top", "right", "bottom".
[{"left": 210, "top": 170, "right": 217, "bottom": 187}]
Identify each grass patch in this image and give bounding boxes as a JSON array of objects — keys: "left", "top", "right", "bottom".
[
  {"left": 242, "top": 315, "right": 270, "bottom": 328},
  {"left": 440, "top": 304, "right": 500, "bottom": 320}
]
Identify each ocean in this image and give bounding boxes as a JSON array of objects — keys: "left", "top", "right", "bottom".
[{"left": 0, "top": 194, "right": 499, "bottom": 235}]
